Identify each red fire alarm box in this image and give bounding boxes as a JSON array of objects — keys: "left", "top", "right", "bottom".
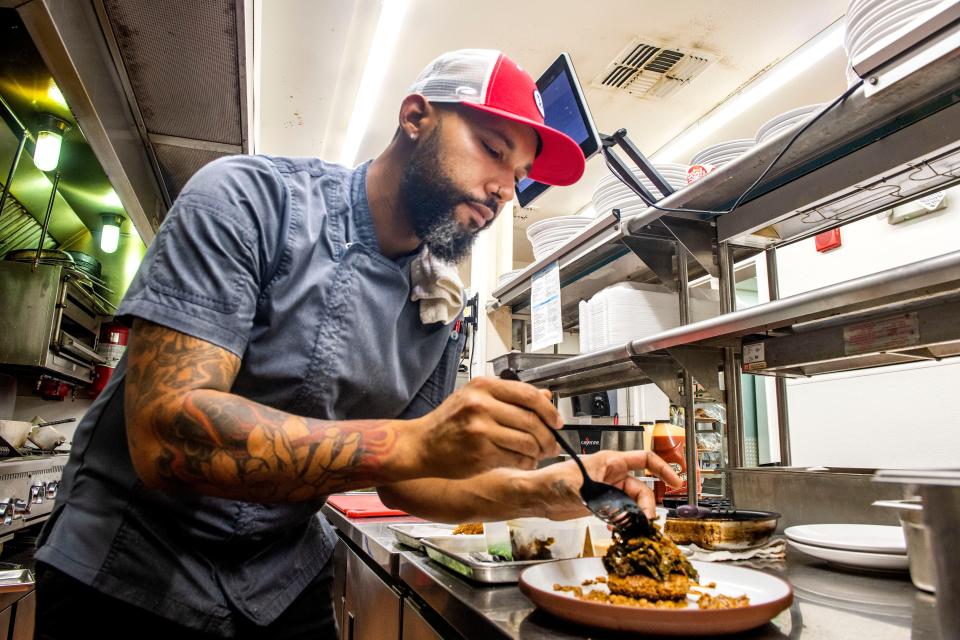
[{"left": 815, "top": 228, "right": 842, "bottom": 252}]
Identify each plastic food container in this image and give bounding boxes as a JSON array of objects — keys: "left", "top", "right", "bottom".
[
  {"left": 483, "top": 521, "right": 513, "bottom": 561},
  {"left": 507, "top": 517, "right": 587, "bottom": 561}
]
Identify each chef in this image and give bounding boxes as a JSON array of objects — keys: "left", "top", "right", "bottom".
[{"left": 34, "top": 49, "right": 678, "bottom": 639}]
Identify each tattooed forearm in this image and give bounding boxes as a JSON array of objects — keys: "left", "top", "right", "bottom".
[{"left": 125, "top": 320, "right": 411, "bottom": 502}]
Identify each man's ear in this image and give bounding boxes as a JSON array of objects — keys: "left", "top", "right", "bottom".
[{"left": 398, "top": 94, "right": 436, "bottom": 141}]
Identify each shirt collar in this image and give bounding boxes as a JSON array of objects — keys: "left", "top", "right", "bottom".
[
  {"left": 350, "top": 160, "right": 421, "bottom": 266},
  {"left": 350, "top": 161, "right": 381, "bottom": 255}
]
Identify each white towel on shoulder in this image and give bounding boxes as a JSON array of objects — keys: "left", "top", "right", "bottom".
[{"left": 410, "top": 247, "right": 464, "bottom": 325}]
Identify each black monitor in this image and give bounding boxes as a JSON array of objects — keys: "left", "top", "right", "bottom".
[{"left": 516, "top": 53, "right": 601, "bottom": 208}]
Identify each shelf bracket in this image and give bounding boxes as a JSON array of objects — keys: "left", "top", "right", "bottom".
[
  {"left": 620, "top": 234, "right": 677, "bottom": 291},
  {"left": 657, "top": 217, "right": 720, "bottom": 278},
  {"left": 633, "top": 359, "right": 684, "bottom": 405},
  {"left": 666, "top": 346, "right": 725, "bottom": 400}
]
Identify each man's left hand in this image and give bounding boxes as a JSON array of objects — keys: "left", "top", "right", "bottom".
[{"left": 524, "top": 450, "right": 682, "bottom": 521}]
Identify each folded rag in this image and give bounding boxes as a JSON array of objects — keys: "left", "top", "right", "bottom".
[
  {"left": 682, "top": 537, "right": 787, "bottom": 563},
  {"left": 410, "top": 247, "right": 464, "bottom": 325}
]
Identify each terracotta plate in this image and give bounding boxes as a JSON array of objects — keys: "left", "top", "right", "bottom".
[{"left": 519, "top": 558, "right": 792, "bottom": 636}]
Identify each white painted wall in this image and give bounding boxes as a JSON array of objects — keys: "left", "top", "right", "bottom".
[{"left": 775, "top": 186, "right": 960, "bottom": 469}]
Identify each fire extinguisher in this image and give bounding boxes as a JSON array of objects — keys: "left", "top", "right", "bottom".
[{"left": 92, "top": 322, "right": 129, "bottom": 396}]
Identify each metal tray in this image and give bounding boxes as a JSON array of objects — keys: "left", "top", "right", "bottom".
[
  {"left": 420, "top": 535, "right": 546, "bottom": 584},
  {"left": 0, "top": 569, "right": 33, "bottom": 593},
  {"left": 388, "top": 523, "right": 461, "bottom": 550},
  {"left": 490, "top": 351, "right": 569, "bottom": 375}
]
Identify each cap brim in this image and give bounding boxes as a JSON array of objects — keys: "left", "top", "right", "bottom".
[{"left": 462, "top": 102, "right": 586, "bottom": 187}]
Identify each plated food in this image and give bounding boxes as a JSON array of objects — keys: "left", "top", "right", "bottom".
[
  {"left": 520, "top": 557, "right": 794, "bottom": 636},
  {"left": 554, "top": 521, "right": 734, "bottom": 609}
]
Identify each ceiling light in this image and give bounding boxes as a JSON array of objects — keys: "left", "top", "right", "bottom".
[
  {"left": 33, "top": 114, "right": 69, "bottom": 172},
  {"left": 100, "top": 213, "right": 124, "bottom": 254},
  {"left": 338, "top": 0, "right": 410, "bottom": 166},
  {"left": 651, "top": 21, "right": 844, "bottom": 164}
]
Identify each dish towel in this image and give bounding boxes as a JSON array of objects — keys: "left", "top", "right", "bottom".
[
  {"left": 410, "top": 247, "right": 464, "bottom": 325},
  {"left": 683, "top": 537, "right": 787, "bottom": 563}
]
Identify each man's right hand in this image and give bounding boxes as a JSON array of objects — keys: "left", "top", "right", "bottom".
[{"left": 405, "top": 377, "right": 563, "bottom": 478}]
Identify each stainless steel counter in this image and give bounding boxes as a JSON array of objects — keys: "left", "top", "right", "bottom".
[{"left": 325, "top": 510, "right": 944, "bottom": 640}]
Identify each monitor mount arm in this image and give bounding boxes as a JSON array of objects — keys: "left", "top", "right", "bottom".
[{"left": 599, "top": 128, "right": 675, "bottom": 208}]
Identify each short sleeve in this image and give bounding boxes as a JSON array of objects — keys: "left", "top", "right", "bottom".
[{"left": 118, "top": 155, "right": 287, "bottom": 356}]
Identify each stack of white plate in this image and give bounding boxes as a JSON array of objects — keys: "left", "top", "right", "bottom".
[
  {"left": 755, "top": 104, "right": 824, "bottom": 144},
  {"left": 526, "top": 216, "right": 593, "bottom": 261},
  {"left": 579, "top": 283, "right": 718, "bottom": 353},
  {"left": 591, "top": 164, "right": 691, "bottom": 218},
  {"left": 844, "top": 0, "right": 943, "bottom": 85},
  {"left": 497, "top": 269, "right": 524, "bottom": 288},
  {"left": 689, "top": 139, "right": 756, "bottom": 167},
  {"left": 785, "top": 524, "right": 909, "bottom": 571}
]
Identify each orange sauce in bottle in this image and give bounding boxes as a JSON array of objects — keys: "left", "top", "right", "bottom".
[{"left": 653, "top": 420, "right": 688, "bottom": 498}]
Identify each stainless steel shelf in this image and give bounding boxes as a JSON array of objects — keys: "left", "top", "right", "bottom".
[
  {"left": 519, "top": 250, "right": 960, "bottom": 395},
  {"left": 492, "top": 39, "right": 960, "bottom": 318}
]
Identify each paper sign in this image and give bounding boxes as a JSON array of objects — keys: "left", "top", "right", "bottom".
[{"left": 530, "top": 261, "right": 562, "bottom": 352}]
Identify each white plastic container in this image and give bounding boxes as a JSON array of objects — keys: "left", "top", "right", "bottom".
[
  {"left": 483, "top": 521, "right": 513, "bottom": 560},
  {"left": 507, "top": 517, "right": 587, "bottom": 561}
]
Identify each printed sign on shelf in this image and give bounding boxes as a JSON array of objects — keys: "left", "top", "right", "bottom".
[{"left": 530, "top": 261, "right": 562, "bottom": 352}]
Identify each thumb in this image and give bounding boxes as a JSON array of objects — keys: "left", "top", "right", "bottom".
[{"left": 618, "top": 450, "right": 683, "bottom": 489}]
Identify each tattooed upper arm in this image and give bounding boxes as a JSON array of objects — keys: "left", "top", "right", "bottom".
[
  {"left": 123, "top": 318, "right": 410, "bottom": 501},
  {"left": 124, "top": 319, "right": 242, "bottom": 488}
]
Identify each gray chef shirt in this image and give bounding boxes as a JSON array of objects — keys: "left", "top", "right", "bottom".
[{"left": 36, "top": 156, "right": 464, "bottom": 635}]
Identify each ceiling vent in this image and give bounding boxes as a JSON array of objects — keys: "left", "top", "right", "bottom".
[{"left": 593, "top": 38, "right": 714, "bottom": 100}]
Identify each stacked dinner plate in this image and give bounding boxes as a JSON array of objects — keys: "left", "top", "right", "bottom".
[
  {"left": 591, "top": 164, "right": 691, "bottom": 218},
  {"left": 526, "top": 216, "right": 593, "bottom": 261},
  {"left": 755, "top": 104, "right": 825, "bottom": 144},
  {"left": 689, "top": 138, "right": 756, "bottom": 167},
  {"left": 844, "top": 0, "right": 943, "bottom": 85},
  {"left": 785, "top": 524, "right": 909, "bottom": 571}
]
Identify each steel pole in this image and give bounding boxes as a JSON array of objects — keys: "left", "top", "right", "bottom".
[
  {"left": 0, "top": 132, "right": 26, "bottom": 214},
  {"left": 718, "top": 243, "right": 744, "bottom": 469},
  {"left": 677, "top": 246, "right": 698, "bottom": 506},
  {"left": 766, "top": 247, "right": 793, "bottom": 466},
  {"left": 34, "top": 170, "right": 60, "bottom": 270}
]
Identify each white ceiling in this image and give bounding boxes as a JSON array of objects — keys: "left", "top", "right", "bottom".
[{"left": 256, "top": 0, "right": 850, "bottom": 264}]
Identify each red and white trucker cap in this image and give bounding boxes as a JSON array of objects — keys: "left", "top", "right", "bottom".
[{"left": 408, "top": 49, "right": 586, "bottom": 187}]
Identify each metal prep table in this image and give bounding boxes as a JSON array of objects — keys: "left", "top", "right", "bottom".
[{"left": 324, "top": 507, "right": 945, "bottom": 640}]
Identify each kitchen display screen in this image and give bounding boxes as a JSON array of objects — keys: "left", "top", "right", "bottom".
[{"left": 516, "top": 53, "right": 600, "bottom": 207}]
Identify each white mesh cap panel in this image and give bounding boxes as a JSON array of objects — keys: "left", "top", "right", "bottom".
[{"left": 407, "top": 49, "right": 500, "bottom": 104}]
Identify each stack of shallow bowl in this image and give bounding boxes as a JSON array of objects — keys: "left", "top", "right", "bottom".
[
  {"left": 496, "top": 269, "right": 524, "bottom": 288},
  {"left": 755, "top": 104, "right": 825, "bottom": 144},
  {"left": 526, "top": 216, "right": 593, "bottom": 261},
  {"left": 591, "top": 164, "right": 691, "bottom": 218},
  {"left": 844, "top": 0, "right": 943, "bottom": 85},
  {"left": 689, "top": 138, "right": 755, "bottom": 167}
]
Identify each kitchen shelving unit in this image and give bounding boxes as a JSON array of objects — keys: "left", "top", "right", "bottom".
[{"left": 488, "top": 30, "right": 960, "bottom": 505}]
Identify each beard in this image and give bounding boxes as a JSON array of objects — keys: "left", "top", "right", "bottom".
[{"left": 399, "top": 123, "right": 498, "bottom": 264}]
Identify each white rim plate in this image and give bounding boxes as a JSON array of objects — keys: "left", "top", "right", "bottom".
[
  {"left": 519, "top": 558, "right": 793, "bottom": 636},
  {"left": 787, "top": 540, "right": 908, "bottom": 571},
  {"left": 784, "top": 524, "right": 906, "bottom": 554}
]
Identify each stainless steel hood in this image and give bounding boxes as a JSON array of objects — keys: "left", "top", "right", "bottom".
[{"left": 5, "top": 0, "right": 250, "bottom": 241}]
